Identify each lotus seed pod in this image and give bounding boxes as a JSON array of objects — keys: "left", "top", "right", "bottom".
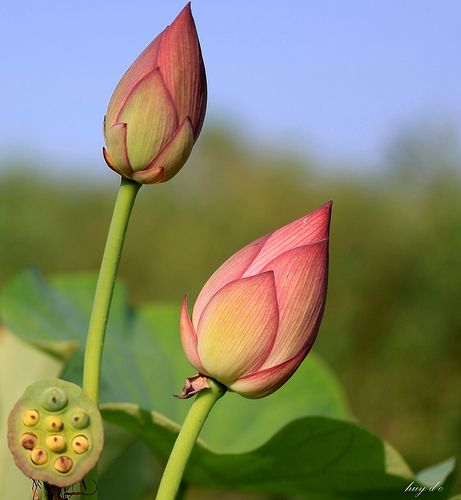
[
  {"left": 44, "top": 415, "right": 64, "bottom": 432},
  {"left": 23, "top": 410, "right": 40, "bottom": 427},
  {"left": 8, "top": 378, "right": 104, "bottom": 488}
]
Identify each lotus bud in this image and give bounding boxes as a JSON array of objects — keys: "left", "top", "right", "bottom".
[
  {"left": 8, "top": 379, "right": 104, "bottom": 488},
  {"left": 181, "top": 202, "right": 332, "bottom": 399},
  {"left": 103, "top": 3, "right": 207, "bottom": 184}
]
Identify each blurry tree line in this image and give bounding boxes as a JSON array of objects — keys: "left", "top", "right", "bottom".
[{"left": 0, "top": 124, "right": 460, "bottom": 480}]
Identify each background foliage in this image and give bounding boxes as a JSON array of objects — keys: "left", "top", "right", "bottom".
[{"left": 1, "top": 124, "right": 460, "bottom": 495}]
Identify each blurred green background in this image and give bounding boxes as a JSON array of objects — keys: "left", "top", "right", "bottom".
[{"left": 1, "top": 121, "right": 460, "bottom": 483}]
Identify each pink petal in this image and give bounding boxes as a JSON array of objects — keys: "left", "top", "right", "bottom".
[
  {"left": 105, "top": 31, "right": 165, "bottom": 129},
  {"left": 192, "top": 234, "right": 269, "bottom": 327},
  {"left": 180, "top": 296, "right": 204, "bottom": 372},
  {"left": 132, "top": 166, "right": 164, "bottom": 184},
  {"left": 229, "top": 350, "right": 305, "bottom": 399},
  {"left": 143, "top": 117, "right": 195, "bottom": 182},
  {"left": 260, "top": 241, "right": 329, "bottom": 368},
  {"left": 104, "top": 123, "right": 132, "bottom": 177},
  {"left": 118, "top": 68, "right": 178, "bottom": 171},
  {"left": 197, "top": 272, "right": 279, "bottom": 386},
  {"left": 243, "top": 201, "right": 332, "bottom": 276},
  {"left": 158, "top": 3, "right": 207, "bottom": 136}
]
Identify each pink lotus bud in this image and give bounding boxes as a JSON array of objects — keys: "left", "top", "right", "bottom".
[
  {"left": 103, "top": 4, "right": 207, "bottom": 184},
  {"left": 181, "top": 202, "right": 332, "bottom": 399}
]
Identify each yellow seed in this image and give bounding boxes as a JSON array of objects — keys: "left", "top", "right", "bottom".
[
  {"left": 44, "top": 415, "right": 63, "bottom": 432},
  {"left": 72, "top": 435, "right": 89, "bottom": 454},
  {"left": 45, "top": 434, "right": 66, "bottom": 452},
  {"left": 54, "top": 455, "right": 73, "bottom": 473},
  {"left": 22, "top": 409, "right": 40, "bottom": 427},
  {"left": 20, "top": 433, "right": 38, "bottom": 450},
  {"left": 30, "top": 448, "right": 48, "bottom": 465}
]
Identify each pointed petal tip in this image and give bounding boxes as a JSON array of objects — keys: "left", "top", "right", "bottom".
[
  {"left": 317, "top": 199, "right": 333, "bottom": 235},
  {"left": 168, "top": 3, "right": 195, "bottom": 31},
  {"left": 301, "top": 200, "right": 333, "bottom": 239},
  {"left": 243, "top": 202, "right": 332, "bottom": 276},
  {"left": 314, "top": 200, "right": 333, "bottom": 219},
  {"left": 178, "top": 2, "right": 193, "bottom": 20}
]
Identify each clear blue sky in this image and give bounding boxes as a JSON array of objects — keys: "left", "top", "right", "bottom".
[{"left": 0, "top": 1, "right": 460, "bottom": 174}]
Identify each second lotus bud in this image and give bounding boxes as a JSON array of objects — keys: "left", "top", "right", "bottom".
[
  {"left": 181, "top": 202, "right": 332, "bottom": 399},
  {"left": 103, "top": 4, "right": 207, "bottom": 184}
]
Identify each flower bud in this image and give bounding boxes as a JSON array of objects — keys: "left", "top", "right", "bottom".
[
  {"left": 103, "top": 3, "right": 207, "bottom": 184},
  {"left": 181, "top": 202, "right": 332, "bottom": 398}
]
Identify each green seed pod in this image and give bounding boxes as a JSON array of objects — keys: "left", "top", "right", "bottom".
[{"left": 8, "top": 378, "right": 104, "bottom": 488}]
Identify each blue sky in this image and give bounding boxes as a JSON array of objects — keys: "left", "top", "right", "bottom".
[{"left": 0, "top": 0, "right": 460, "bottom": 174}]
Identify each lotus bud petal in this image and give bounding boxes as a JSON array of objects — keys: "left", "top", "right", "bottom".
[
  {"left": 181, "top": 202, "right": 332, "bottom": 399},
  {"left": 104, "top": 3, "right": 206, "bottom": 184}
]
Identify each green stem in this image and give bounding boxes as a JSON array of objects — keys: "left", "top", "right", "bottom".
[
  {"left": 80, "top": 177, "right": 140, "bottom": 499},
  {"left": 155, "top": 379, "right": 227, "bottom": 500},
  {"left": 82, "top": 177, "right": 141, "bottom": 402}
]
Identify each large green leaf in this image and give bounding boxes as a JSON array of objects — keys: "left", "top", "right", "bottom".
[
  {"left": 101, "top": 402, "right": 447, "bottom": 500},
  {"left": 1, "top": 271, "right": 457, "bottom": 498},
  {"left": 1, "top": 270, "right": 351, "bottom": 455},
  {"left": 98, "top": 421, "right": 158, "bottom": 500}
]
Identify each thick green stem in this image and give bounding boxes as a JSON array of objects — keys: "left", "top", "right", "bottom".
[
  {"left": 80, "top": 177, "right": 140, "bottom": 499},
  {"left": 155, "top": 379, "right": 227, "bottom": 500},
  {"left": 82, "top": 177, "right": 141, "bottom": 402}
]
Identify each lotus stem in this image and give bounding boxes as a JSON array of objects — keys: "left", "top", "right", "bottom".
[
  {"left": 155, "top": 379, "right": 226, "bottom": 500},
  {"left": 83, "top": 177, "right": 140, "bottom": 401},
  {"left": 81, "top": 176, "right": 141, "bottom": 499}
]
